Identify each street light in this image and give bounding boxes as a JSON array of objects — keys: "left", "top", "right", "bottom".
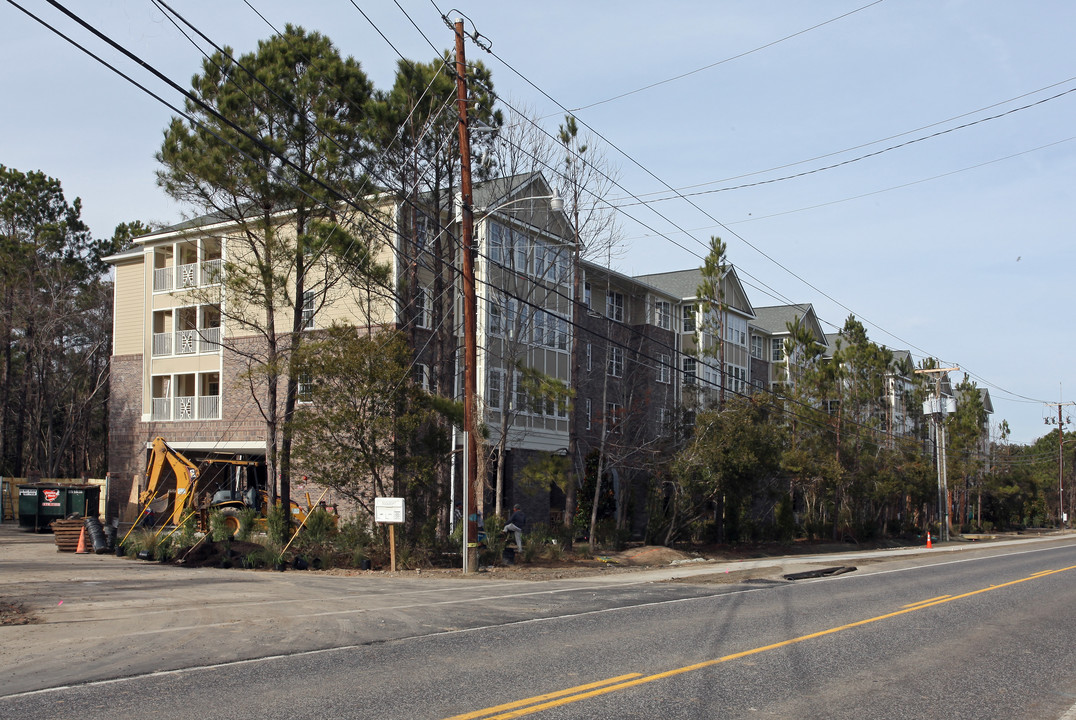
[{"left": 475, "top": 191, "right": 564, "bottom": 216}]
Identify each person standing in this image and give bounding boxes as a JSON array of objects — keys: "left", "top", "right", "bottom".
[{"left": 503, "top": 504, "right": 525, "bottom": 550}]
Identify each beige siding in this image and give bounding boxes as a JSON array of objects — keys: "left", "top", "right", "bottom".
[{"left": 113, "top": 259, "right": 145, "bottom": 356}]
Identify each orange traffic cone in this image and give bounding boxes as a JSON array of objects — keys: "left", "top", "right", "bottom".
[
  {"left": 75, "top": 526, "right": 88, "bottom": 554},
  {"left": 926, "top": 531, "right": 932, "bottom": 549}
]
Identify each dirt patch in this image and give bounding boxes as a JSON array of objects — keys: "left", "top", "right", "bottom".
[
  {"left": 170, "top": 540, "right": 268, "bottom": 568},
  {"left": 0, "top": 599, "right": 39, "bottom": 625}
]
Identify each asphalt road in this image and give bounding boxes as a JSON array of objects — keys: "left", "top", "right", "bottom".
[{"left": 3, "top": 528, "right": 1076, "bottom": 719}]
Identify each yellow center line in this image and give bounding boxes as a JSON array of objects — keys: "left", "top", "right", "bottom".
[
  {"left": 441, "top": 674, "right": 643, "bottom": 720},
  {"left": 450, "top": 564, "right": 1076, "bottom": 720},
  {"left": 902, "top": 595, "right": 951, "bottom": 608}
]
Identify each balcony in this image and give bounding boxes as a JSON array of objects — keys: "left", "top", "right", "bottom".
[
  {"left": 150, "top": 394, "right": 221, "bottom": 422},
  {"left": 153, "top": 267, "right": 173, "bottom": 292},
  {"left": 152, "top": 328, "right": 221, "bottom": 357},
  {"left": 152, "top": 260, "right": 223, "bottom": 293}
]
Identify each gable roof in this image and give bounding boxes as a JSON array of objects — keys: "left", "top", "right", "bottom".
[
  {"left": 634, "top": 267, "right": 755, "bottom": 318},
  {"left": 750, "top": 304, "right": 827, "bottom": 346}
]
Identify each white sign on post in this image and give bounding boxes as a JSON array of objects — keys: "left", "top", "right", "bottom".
[{"left": 374, "top": 497, "right": 405, "bottom": 523}]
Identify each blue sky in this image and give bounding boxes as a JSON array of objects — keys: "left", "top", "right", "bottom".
[{"left": 3, "top": 1, "right": 1074, "bottom": 444}]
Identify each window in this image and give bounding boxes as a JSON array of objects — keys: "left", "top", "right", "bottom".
[
  {"left": 607, "top": 346, "right": 623, "bottom": 378},
  {"left": 655, "top": 300, "right": 672, "bottom": 330},
  {"left": 414, "top": 216, "right": 432, "bottom": 253},
  {"left": 657, "top": 353, "right": 671, "bottom": 384},
  {"left": 412, "top": 363, "right": 429, "bottom": 392},
  {"left": 584, "top": 282, "right": 592, "bottom": 309},
  {"left": 751, "top": 335, "right": 764, "bottom": 360},
  {"left": 302, "top": 291, "right": 315, "bottom": 329},
  {"left": 658, "top": 407, "right": 671, "bottom": 434},
  {"left": 682, "top": 304, "right": 696, "bottom": 333},
  {"left": 513, "top": 373, "right": 527, "bottom": 413},
  {"left": 487, "top": 369, "right": 503, "bottom": 409},
  {"left": 489, "top": 222, "right": 504, "bottom": 265},
  {"left": 586, "top": 343, "right": 592, "bottom": 372},
  {"left": 683, "top": 357, "right": 697, "bottom": 386},
  {"left": 606, "top": 291, "right": 624, "bottom": 322},
  {"left": 489, "top": 301, "right": 503, "bottom": 337},
  {"left": 297, "top": 373, "right": 313, "bottom": 403},
  {"left": 726, "top": 364, "right": 747, "bottom": 395},
  {"left": 416, "top": 288, "right": 430, "bottom": 329},
  {"left": 606, "top": 402, "right": 623, "bottom": 433},
  {"left": 585, "top": 398, "right": 592, "bottom": 430},
  {"left": 771, "top": 338, "right": 784, "bottom": 362},
  {"left": 725, "top": 314, "right": 748, "bottom": 347}
]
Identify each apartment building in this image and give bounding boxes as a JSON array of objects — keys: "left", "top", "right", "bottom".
[
  {"left": 634, "top": 267, "right": 755, "bottom": 409},
  {"left": 105, "top": 173, "right": 578, "bottom": 522}
]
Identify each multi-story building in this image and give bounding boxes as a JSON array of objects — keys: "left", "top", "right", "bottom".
[
  {"left": 105, "top": 173, "right": 578, "bottom": 523},
  {"left": 569, "top": 263, "right": 680, "bottom": 532},
  {"left": 748, "top": 304, "right": 828, "bottom": 395},
  {"left": 634, "top": 267, "right": 755, "bottom": 409}
]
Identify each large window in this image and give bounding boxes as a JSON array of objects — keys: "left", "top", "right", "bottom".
[
  {"left": 654, "top": 300, "right": 672, "bottom": 330},
  {"left": 487, "top": 369, "right": 503, "bottom": 410},
  {"left": 771, "top": 338, "right": 784, "bottom": 362},
  {"left": 751, "top": 335, "right": 764, "bottom": 360},
  {"left": 607, "top": 346, "right": 624, "bottom": 378},
  {"left": 726, "top": 363, "right": 748, "bottom": 396},
  {"left": 416, "top": 288, "right": 431, "bottom": 330},
  {"left": 302, "top": 291, "right": 315, "bottom": 330},
  {"left": 682, "top": 304, "right": 696, "bottom": 333},
  {"left": 605, "top": 402, "right": 623, "bottom": 433},
  {"left": 657, "top": 353, "right": 671, "bottom": 384},
  {"left": 606, "top": 291, "right": 624, "bottom": 322},
  {"left": 725, "top": 314, "right": 748, "bottom": 346},
  {"left": 683, "top": 357, "right": 697, "bottom": 386}
]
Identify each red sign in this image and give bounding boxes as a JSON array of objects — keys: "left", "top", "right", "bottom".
[{"left": 43, "top": 489, "right": 60, "bottom": 502}]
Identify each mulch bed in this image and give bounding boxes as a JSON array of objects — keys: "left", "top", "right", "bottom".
[{"left": 171, "top": 540, "right": 267, "bottom": 568}]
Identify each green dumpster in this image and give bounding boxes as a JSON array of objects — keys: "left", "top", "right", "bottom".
[{"left": 18, "top": 484, "right": 101, "bottom": 532}]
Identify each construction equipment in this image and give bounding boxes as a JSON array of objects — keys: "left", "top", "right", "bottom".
[{"left": 136, "top": 437, "right": 326, "bottom": 535}]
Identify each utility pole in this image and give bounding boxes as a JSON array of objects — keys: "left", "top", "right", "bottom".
[
  {"left": 454, "top": 17, "right": 479, "bottom": 573},
  {"left": 1044, "top": 401, "right": 1074, "bottom": 529},
  {"left": 915, "top": 366, "right": 959, "bottom": 542}
]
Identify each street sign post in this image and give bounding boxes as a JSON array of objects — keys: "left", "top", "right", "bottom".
[{"left": 374, "top": 497, "right": 405, "bottom": 572}]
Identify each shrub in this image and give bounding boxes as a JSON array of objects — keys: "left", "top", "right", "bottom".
[
  {"left": 123, "top": 528, "right": 159, "bottom": 557},
  {"left": 266, "top": 503, "right": 289, "bottom": 545},
  {"left": 175, "top": 515, "right": 197, "bottom": 547},
  {"left": 208, "top": 509, "right": 232, "bottom": 542},
  {"left": 236, "top": 508, "right": 259, "bottom": 542},
  {"left": 302, "top": 508, "right": 336, "bottom": 545}
]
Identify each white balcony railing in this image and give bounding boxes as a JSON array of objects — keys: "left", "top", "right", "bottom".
[
  {"left": 201, "top": 258, "right": 222, "bottom": 286},
  {"left": 198, "top": 395, "right": 220, "bottom": 420},
  {"left": 153, "top": 267, "right": 173, "bottom": 292},
  {"left": 151, "top": 398, "right": 170, "bottom": 421},
  {"left": 200, "top": 326, "right": 221, "bottom": 353},
  {"left": 177, "top": 262, "right": 198, "bottom": 289},
  {"left": 152, "top": 332, "right": 172, "bottom": 357},
  {"left": 174, "top": 395, "right": 195, "bottom": 421},
  {"left": 151, "top": 394, "right": 220, "bottom": 421},
  {"left": 175, "top": 330, "right": 197, "bottom": 355}
]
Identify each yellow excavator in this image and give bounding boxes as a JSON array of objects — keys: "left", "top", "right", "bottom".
[{"left": 136, "top": 437, "right": 327, "bottom": 535}]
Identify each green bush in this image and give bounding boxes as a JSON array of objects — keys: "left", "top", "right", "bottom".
[
  {"left": 123, "top": 528, "right": 159, "bottom": 557},
  {"left": 208, "top": 509, "right": 232, "bottom": 542},
  {"left": 302, "top": 508, "right": 336, "bottom": 545},
  {"left": 175, "top": 515, "right": 196, "bottom": 547},
  {"left": 236, "top": 508, "right": 259, "bottom": 542},
  {"left": 266, "top": 503, "right": 289, "bottom": 545}
]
